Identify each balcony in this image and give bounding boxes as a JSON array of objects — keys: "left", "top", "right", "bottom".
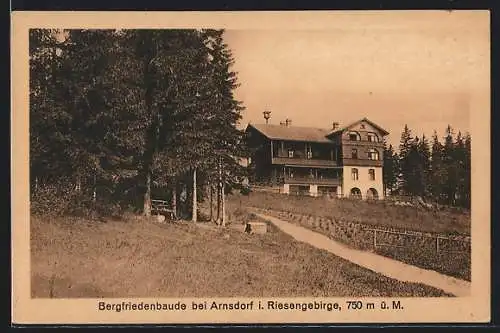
[
  {"left": 271, "top": 157, "right": 338, "bottom": 167},
  {"left": 342, "top": 139, "right": 384, "bottom": 147},
  {"left": 342, "top": 158, "right": 383, "bottom": 167},
  {"left": 281, "top": 175, "right": 342, "bottom": 186}
]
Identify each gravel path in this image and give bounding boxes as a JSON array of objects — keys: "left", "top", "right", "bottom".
[{"left": 254, "top": 212, "right": 471, "bottom": 297}]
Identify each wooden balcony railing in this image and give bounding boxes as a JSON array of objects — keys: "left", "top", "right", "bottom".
[
  {"left": 342, "top": 158, "right": 383, "bottom": 167},
  {"left": 272, "top": 157, "right": 338, "bottom": 167},
  {"left": 281, "top": 175, "right": 342, "bottom": 186}
]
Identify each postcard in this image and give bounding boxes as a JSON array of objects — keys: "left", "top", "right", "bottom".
[{"left": 11, "top": 10, "right": 490, "bottom": 324}]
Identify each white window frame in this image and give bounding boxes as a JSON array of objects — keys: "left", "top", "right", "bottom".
[
  {"left": 351, "top": 168, "right": 359, "bottom": 181},
  {"left": 369, "top": 168, "right": 375, "bottom": 181},
  {"left": 368, "top": 148, "right": 379, "bottom": 160},
  {"left": 349, "top": 131, "right": 361, "bottom": 141},
  {"left": 367, "top": 133, "right": 379, "bottom": 143}
]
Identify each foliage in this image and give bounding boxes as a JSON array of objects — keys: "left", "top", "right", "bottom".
[
  {"left": 382, "top": 139, "right": 398, "bottom": 195},
  {"left": 385, "top": 124, "right": 471, "bottom": 208},
  {"left": 29, "top": 29, "right": 246, "bottom": 218}
]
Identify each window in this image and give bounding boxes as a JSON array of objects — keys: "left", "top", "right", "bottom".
[
  {"left": 368, "top": 148, "right": 379, "bottom": 160},
  {"left": 351, "top": 148, "right": 358, "bottom": 159},
  {"left": 307, "top": 150, "right": 312, "bottom": 159},
  {"left": 351, "top": 168, "right": 359, "bottom": 181},
  {"left": 350, "top": 187, "right": 361, "bottom": 199},
  {"left": 349, "top": 132, "right": 360, "bottom": 141},
  {"left": 367, "top": 133, "right": 379, "bottom": 142},
  {"left": 369, "top": 169, "right": 375, "bottom": 180},
  {"left": 360, "top": 124, "right": 366, "bottom": 129},
  {"left": 288, "top": 150, "right": 294, "bottom": 158}
]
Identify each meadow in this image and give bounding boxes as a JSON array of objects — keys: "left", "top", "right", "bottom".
[{"left": 30, "top": 211, "right": 449, "bottom": 298}]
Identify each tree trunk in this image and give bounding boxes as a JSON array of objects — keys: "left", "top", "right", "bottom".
[
  {"left": 192, "top": 168, "right": 197, "bottom": 223},
  {"left": 75, "top": 175, "right": 81, "bottom": 192},
  {"left": 143, "top": 169, "right": 151, "bottom": 217},
  {"left": 209, "top": 181, "right": 213, "bottom": 221},
  {"left": 221, "top": 182, "right": 226, "bottom": 227},
  {"left": 172, "top": 180, "right": 177, "bottom": 220},
  {"left": 216, "top": 157, "right": 222, "bottom": 224},
  {"left": 92, "top": 172, "right": 97, "bottom": 202},
  {"left": 220, "top": 156, "right": 226, "bottom": 226},
  {"left": 216, "top": 184, "right": 221, "bottom": 223}
]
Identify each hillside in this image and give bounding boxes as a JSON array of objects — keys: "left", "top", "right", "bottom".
[{"left": 31, "top": 213, "right": 449, "bottom": 298}]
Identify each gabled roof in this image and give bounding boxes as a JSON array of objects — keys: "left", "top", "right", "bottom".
[
  {"left": 246, "top": 123, "right": 333, "bottom": 143},
  {"left": 327, "top": 117, "right": 389, "bottom": 136}
]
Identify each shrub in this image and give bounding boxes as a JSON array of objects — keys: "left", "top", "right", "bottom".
[
  {"left": 240, "top": 185, "right": 252, "bottom": 196},
  {"left": 31, "top": 181, "right": 123, "bottom": 219}
]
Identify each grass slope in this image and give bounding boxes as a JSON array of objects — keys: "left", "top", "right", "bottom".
[
  {"left": 31, "top": 215, "right": 449, "bottom": 298},
  {"left": 233, "top": 191, "right": 470, "bottom": 235},
  {"left": 231, "top": 191, "right": 471, "bottom": 280}
]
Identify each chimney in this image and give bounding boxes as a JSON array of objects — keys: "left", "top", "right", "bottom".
[
  {"left": 263, "top": 110, "right": 271, "bottom": 124},
  {"left": 332, "top": 122, "right": 339, "bottom": 131},
  {"left": 280, "top": 121, "right": 286, "bottom": 126},
  {"left": 285, "top": 118, "right": 292, "bottom": 127}
]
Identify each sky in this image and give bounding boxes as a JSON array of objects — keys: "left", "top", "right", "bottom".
[{"left": 223, "top": 11, "right": 489, "bottom": 148}]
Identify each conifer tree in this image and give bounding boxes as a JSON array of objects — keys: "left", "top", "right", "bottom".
[
  {"left": 463, "top": 133, "right": 471, "bottom": 208},
  {"left": 398, "top": 124, "right": 413, "bottom": 195},
  {"left": 417, "top": 134, "right": 432, "bottom": 197},
  {"left": 382, "top": 139, "right": 398, "bottom": 195},
  {"left": 430, "top": 130, "right": 445, "bottom": 202},
  {"left": 442, "top": 125, "right": 457, "bottom": 205}
]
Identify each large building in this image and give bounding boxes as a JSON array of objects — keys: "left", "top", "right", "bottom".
[{"left": 245, "top": 117, "right": 389, "bottom": 199}]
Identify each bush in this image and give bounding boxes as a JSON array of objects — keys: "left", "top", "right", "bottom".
[
  {"left": 240, "top": 185, "right": 252, "bottom": 196},
  {"left": 31, "top": 182, "right": 123, "bottom": 219}
]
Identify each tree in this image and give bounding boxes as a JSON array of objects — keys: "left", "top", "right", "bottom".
[
  {"left": 30, "top": 29, "right": 67, "bottom": 185},
  {"left": 382, "top": 140, "right": 398, "bottom": 195},
  {"left": 29, "top": 29, "right": 247, "bottom": 219},
  {"left": 405, "top": 137, "right": 425, "bottom": 197},
  {"left": 442, "top": 125, "right": 457, "bottom": 205},
  {"left": 463, "top": 133, "right": 471, "bottom": 208},
  {"left": 417, "top": 134, "right": 431, "bottom": 197},
  {"left": 429, "top": 130, "right": 445, "bottom": 202},
  {"left": 397, "top": 124, "right": 413, "bottom": 195},
  {"left": 454, "top": 131, "right": 469, "bottom": 208}
]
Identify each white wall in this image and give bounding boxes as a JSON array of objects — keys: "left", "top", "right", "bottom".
[{"left": 342, "top": 166, "right": 384, "bottom": 199}]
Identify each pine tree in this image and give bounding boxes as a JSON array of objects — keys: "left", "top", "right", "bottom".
[
  {"left": 30, "top": 29, "right": 67, "bottom": 185},
  {"left": 406, "top": 137, "right": 423, "bottom": 197},
  {"left": 417, "top": 134, "right": 431, "bottom": 197},
  {"left": 442, "top": 125, "right": 457, "bottom": 205},
  {"left": 463, "top": 133, "right": 471, "bottom": 208},
  {"left": 382, "top": 140, "right": 398, "bottom": 196},
  {"left": 454, "top": 131, "right": 468, "bottom": 208},
  {"left": 30, "top": 29, "right": 247, "bottom": 218},
  {"left": 430, "top": 130, "right": 445, "bottom": 203},
  {"left": 398, "top": 124, "right": 413, "bottom": 195}
]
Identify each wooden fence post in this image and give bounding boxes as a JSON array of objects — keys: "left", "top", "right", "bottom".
[
  {"left": 436, "top": 237, "right": 440, "bottom": 253},
  {"left": 373, "top": 230, "right": 377, "bottom": 248}
]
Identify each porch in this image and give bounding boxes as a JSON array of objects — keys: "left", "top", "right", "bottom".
[{"left": 272, "top": 166, "right": 342, "bottom": 187}]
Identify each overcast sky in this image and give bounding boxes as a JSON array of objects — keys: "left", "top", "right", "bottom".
[{"left": 224, "top": 11, "right": 489, "bottom": 147}]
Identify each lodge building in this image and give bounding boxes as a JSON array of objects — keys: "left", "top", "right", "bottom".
[{"left": 245, "top": 117, "right": 389, "bottom": 199}]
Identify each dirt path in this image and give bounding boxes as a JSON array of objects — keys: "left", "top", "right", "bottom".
[{"left": 254, "top": 212, "right": 471, "bottom": 297}]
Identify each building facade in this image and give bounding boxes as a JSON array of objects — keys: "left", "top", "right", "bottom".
[{"left": 245, "top": 117, "right": 389, "bottom": 199}]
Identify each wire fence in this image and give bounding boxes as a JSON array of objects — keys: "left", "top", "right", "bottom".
[{"left": 368, "top": 227, "right": 471, "bottom": 254}]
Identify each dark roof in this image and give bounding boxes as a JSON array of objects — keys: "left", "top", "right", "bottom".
[
  {"left": 246, "top": 123, "right": 333, "bottom": 143},
  {"left": 247, "top": 117, "right": 389, "bottom": 143},
  {"left": 328, "top": 117, "right": 389, "bottom": 136}
]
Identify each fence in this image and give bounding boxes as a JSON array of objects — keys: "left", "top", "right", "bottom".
[{"left": 369, "top": 227, "right": 471, "bottom": 254}]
